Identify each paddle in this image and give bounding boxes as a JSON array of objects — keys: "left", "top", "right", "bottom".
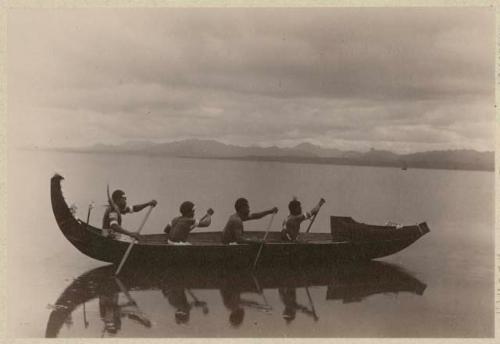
[
  {"left": 305, "top": 286, "right": 319, "bottom": 322},
  {"left": 305, "top": 198, "right": 326, "bottom": 233},
  {"left": 84, "top": 202, "right": 94, "bottom": 230},
  {"left": 252, "top": 212, "right": 276, "bottom": 269},
  {"left": 251, "top": 273, "right": 271, "bottom": 311},
  {"left": 114, "top": 277, "right": 152, "bottom": 327},
  {"left": 190, "top": 208, "right": 214, "bottom": 230},
  {"left": 186, "top": 289, "right": 209, "bottom": 314},
  {"left": 82, "top": 302, "right": 89, "bottom": 328},
  {"left": 115, "top": 205, "right": 153, "bottom": 275}
]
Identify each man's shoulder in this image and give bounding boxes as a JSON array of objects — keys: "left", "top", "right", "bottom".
[
  {"left": 104, "top": 206, "right": 115, "bottom": 216},
  {"left": 172, "top": 216, "right": 195, "bottom": 226},
  {"left": 229, "top": 213, "right": 242, "bottom": 221},
  {"left": 227, "top": 213, "right": 243, "bottom": 226},
  {"left": 122, "top": 206, "right": 133, "bottom": 214},
  {"left": 288, "top": 214, "right": 305, "bottom": 222}
]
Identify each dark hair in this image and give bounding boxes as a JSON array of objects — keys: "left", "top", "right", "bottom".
[
  {"left": 234, "top": 198, "right": 249, "bottom": 212},
  {"left": 112, "top": 190, "right": 125, "bottom": 203},
  {"left": 175, "top": 310, "right": 190, "bottom": 324},
  {"left": 229, "top": 308, "right": 245, "bottom": 327},
  {"left": 283, "top": 306, "right": 296, "bottom": 323},
  {"left": 180, "top": 201, "right": 195, "bottom": 216},
  {"left": 288, "top": 199, "right": 301, "bottom": 215}
]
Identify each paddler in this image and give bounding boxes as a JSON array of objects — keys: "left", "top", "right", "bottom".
[
  {"left": 221, "top": 198, "right": 278, "bottom": 244},
  {"left": 281, "top": 197, "right": 322, "bottom": 242},
  {"left": 164, "top": 201, "right": 214, "bottom": 245},
  {"left": 102, "top": 189, "right": 157, "bottom": 241}
]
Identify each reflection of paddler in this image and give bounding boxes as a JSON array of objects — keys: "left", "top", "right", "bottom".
[
  {"left": 220, "top": 275, "right": 272, "bottom": 327},
  {"left": 161, "top": 284, "right": 210, "bottom": 324},
  {"left": 163, "top": 287, "right": 192, "bottom": 324},
  {"left": 220, "top": 282, "right": 244, "bottom": 327},
  {"left": 99, "top": 292, "right": 121, "bottom": 335},
  {"left": 279, "top": 287, "right": 317, "bottom": 324}
]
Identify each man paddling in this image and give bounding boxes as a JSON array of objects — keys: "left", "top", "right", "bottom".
[
  {"left": 221, "top": 198, "right": 278, "bottom": 244},
  {"left": 164, "top": 201, "right": 214, "bottom": 245},
  {"left": 281, "top": 198, "right": 322, "bottom": 242},
  {"left": 102, "top": 189, "right": 157, "bottom": 241}
]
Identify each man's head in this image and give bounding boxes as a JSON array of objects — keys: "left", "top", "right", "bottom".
[
  {"left": 175, "top": 309, "right": 190, "bottom": 324},
  {"left": 229, "top": 308, "right": 245, "bottom": 327},
  {"left": 283, "top": 306, "right": 296, "bottom": 324},
  {"left": 112, "top": 190, "right": 127, "bottom": 210},
  {"left": 180, "top": 201, "right": 195, "bottom": 218},
  {"left": 234, "top": 198, "right": 250, "bottom": 218},
  {"left": 288, "top": 198, "right": 302, "bottom": 216}
]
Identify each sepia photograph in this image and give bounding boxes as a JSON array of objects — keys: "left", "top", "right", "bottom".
[{"left": 4, "top": 3, "right": 496, "bottom": 339}]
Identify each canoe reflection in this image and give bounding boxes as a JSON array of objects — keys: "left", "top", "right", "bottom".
[{"left": 45, "top": 261, "right": 426, "bottom": 337}]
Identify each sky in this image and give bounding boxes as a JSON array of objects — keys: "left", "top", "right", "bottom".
[{"left": 7, "top": 7, "right": 495, "bottom": 153}]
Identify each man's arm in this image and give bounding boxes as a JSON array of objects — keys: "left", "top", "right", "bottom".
[
  {"left": 110, "top": 223, "right": 141, "bottom": 240},
  {"left": 195, "top": 208, "right": 214, "bottom": 228},
  {"left": 132, "top": 200, "right": 157, "bottom": 212},
  {"left": 234, "top": 227, "right": 262, "bottom": 244},
  {"left": 247, "top": 207, "right": 278, "bottom": 221}
]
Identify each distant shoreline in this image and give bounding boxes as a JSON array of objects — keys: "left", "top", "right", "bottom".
[
  {"left": 195, "top": 155, "right": 494, "bottom": 172},
  {"left": 30, "top": 147, "right": 495, "bottom": 172}
]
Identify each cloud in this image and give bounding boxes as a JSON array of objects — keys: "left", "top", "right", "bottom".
[{"left": 7, "top": 7, "right": 495, "bottom": 152}]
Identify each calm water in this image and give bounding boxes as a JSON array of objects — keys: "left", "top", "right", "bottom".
[{"left": 7, "top": 150, "right": 494, "bottom": 337}]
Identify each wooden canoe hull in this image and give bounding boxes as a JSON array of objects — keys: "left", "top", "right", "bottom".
[{"left": 51, "top": 174, "right": 429, "bottom": 267}]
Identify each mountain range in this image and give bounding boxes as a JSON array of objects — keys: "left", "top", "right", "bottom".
[{"left": 56, "top": 139, "right": 494, "bottom": 171}]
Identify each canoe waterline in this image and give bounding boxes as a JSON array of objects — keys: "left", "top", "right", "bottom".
[{"left": 51, "top": 174, "right": 430, "bottom": 267}]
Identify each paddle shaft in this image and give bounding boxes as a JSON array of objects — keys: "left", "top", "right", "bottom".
[
  {"left": 305, "top": 286, "right": 319, "bottom": 321},
  {"left": 85, "top": 203, "right": 94, "bottom": 230},
  {"left": 252, "top": 212, "right": 276, "bottom": 269},
  {"left": 251, "top": 273, "right": 270, "bottom": 307},
  {"left": 115, "top": 205, "right": 154, "bottom": 275},
  {"left": 305, "top": 198, "right": 326, "bottom": 233}
]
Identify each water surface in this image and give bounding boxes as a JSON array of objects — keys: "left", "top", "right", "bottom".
[{"left": 7, "top": 150, "right": 494, "bottom": 337}]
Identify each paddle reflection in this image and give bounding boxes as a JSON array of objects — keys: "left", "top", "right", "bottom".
[
  {"left": 279, "top": 287, "right": 317, "bottom": 324},
  {"left": 220, "top": 274, "right": 272, "bottom": 328},
  {"left": 99, "top": 278, "right": 152, "bottom": 336},
  {"left": 162, "top": 286, "right": 209, "bottom": 324},
  {"left": 45, "top": 261, "right": 426, "bottom": 337}
]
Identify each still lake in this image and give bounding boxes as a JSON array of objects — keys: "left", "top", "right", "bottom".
[{"left": 6, "top": 150, "right": 494, "bottom": 337}]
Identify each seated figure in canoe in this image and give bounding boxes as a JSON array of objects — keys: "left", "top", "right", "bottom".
[
  {"left": 221, "top": 197, "right": 278, "bottom": 245},
  {"left": 103, "top": 189, "right": 157, "bottom": 241},
  {"left": 164, "top": 201, "right": 214, "bottom": 245},
  {"left": 281, "top": 197, "right": 324, "bottom": 242}
]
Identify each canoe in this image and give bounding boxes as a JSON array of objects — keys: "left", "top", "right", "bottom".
[
  {"left": 51, "top": 174, "right": 430, "bottom": 267},
  {"left": 45, "top": 261, "right": 426, "bottom": 337}
]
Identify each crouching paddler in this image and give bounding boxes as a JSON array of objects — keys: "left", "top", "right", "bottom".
[
  {"left": 102, "top": 189, "right": 157, "bottom": 241},
  {"left": 164, "top": 201, "right": 214, "bottom": 245},
  {"left": 221, "top": 198, "right": 278, "bottom": 245},
  {"left": 281, "top": 198, "right": 323, "bottom": 242}
]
